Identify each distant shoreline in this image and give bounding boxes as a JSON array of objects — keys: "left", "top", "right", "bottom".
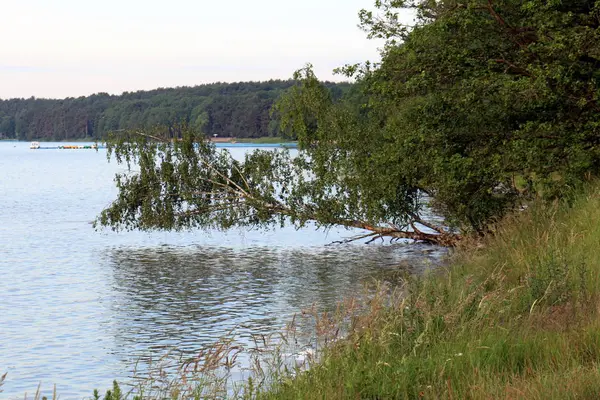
[
  {"left": 211, "top": 136, "right": 296, "bottom": 144},
  {"left": 0, "top": 136, "right": 297, "bottom": 144},
  {"left": 3, "top": 137, "right": 297, "bottom": 145}
]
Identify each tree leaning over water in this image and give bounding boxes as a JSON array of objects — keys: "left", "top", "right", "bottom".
[{"left": 97, "top": 0, "right": 600, "bottom": 246}]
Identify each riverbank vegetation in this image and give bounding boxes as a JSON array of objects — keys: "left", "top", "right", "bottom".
[{"left": 253, "top": 182, "right": 600, "bottom": 399}]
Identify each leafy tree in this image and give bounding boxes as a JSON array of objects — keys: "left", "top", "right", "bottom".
[
  {"left": 349, "top": 0, "right": 600, "bottom": 230},
  {"left": 98, "top": 0, "right": 600, "bottom": 245}
]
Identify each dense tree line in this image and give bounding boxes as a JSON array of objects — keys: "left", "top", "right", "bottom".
[{"left": 0, "top": 81, "right": 350, "bottom": 141}]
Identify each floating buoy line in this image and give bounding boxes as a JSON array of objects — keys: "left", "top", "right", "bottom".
[{"left": 29, "top": 142, "right": 102, "bottom": 150}]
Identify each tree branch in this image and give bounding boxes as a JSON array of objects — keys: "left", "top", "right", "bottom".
[{"left": 494, "top": 58, "right": 533, "bottom": 77}]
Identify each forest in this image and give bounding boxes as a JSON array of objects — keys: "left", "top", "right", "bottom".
[{"left": 0, "top": 80, "right": 350, "bottom": 141}]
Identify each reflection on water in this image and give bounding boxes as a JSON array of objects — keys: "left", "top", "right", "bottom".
[
  {"left": 0, "top": 142, "right": 447, "bottom": 399},
  {"left": 105, "top": 244, "right": 445, "bottom": 368}
]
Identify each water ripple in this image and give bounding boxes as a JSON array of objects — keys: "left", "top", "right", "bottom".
[{"left": 0, "top": 142, "right": 446, "bottom": 399}]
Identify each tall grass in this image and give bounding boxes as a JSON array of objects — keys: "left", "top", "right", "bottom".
[{"left": 255, "top": 183, "right": 600, "bottom": 399}]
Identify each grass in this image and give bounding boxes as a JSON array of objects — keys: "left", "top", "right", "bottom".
[
  {"left": 252, "top": 182, "right": 600, "bottom": 399},
  {"left": 10, "top": 182, "right": 600, "bottom": 399}
]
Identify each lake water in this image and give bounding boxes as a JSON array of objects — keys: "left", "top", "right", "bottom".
[{"left": 0, "top": 141, "right": 444, "bottom": 399}]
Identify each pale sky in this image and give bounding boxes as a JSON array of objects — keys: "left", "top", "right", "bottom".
[{"left": 0, "top": 0, "right": 387, "bottom": 99}]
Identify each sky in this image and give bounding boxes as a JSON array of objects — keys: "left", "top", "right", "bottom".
[{"left": 0, "top": 0, "right": 387, "bottom": 99}]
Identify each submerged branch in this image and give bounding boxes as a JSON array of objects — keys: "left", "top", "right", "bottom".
[{"left": 338, "top": 219, "right": 461, "bottom": 246}]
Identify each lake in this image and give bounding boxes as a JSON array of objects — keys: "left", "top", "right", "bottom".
[{"left": 0, "top": 141, "right": 444, "bottom": 399}]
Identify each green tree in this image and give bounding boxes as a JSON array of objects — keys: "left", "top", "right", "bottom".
[
  {"left": 349, "top": 0, "right": 600, "bottom": 231},
  {"left": 0, "top": 116, "right": 15, "bottom": 138},
  {"left": 97, "top": 0, "right": 600, "bottom": 245}
]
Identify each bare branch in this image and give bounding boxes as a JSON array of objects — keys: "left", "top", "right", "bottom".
[
  {"left": 329, "top": 231, "right": 380, "bottom": 245},
  {"left": 132, "top": 130, "right": 171, "bottom": 143}
]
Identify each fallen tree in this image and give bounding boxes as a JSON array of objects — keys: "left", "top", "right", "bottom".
[
  {"left": 97, "top": 0, "right": 600, "bottom": 246},
  {"left": 96, "top": 127, "right": 461, "bottom": 246}
]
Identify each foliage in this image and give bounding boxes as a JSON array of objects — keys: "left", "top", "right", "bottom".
[
  {"left": 97, "top": 119, "right": 457, "bottom": 245},
  {"left": 316, "top": 0, "right": 600, "bottom": 232},
  {"left": 99, "top": 0, "right": 600, "bottom": 242},
  {"left": 92, "top": 381, "right": 144, "bottom": 400},
  {"left": 0, "top": 81, "right": 350, "bottom": 141}
]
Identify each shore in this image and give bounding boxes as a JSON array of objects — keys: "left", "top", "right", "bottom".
[
  {"left": 6, "top": 137, "right": 295, "bottom": 145},
  {"left": 254, "top": 183, "right": 600, "bottom": 399}
]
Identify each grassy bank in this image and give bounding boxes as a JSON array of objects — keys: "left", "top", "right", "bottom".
[{"left": 252, "top": 183, "right": 600, "bottom": 399}]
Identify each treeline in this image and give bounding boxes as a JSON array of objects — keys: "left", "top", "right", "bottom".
[{"left": 0, "top": 80, "right": 350, "bottom": 141}]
